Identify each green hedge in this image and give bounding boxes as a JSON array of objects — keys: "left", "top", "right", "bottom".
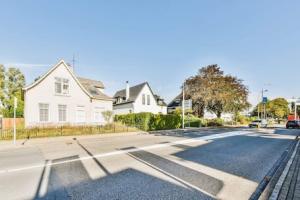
[
  {"left": 114, "top": 112, "right": 181, "bottom": 131},
  {"left": 207, "top": 118, "right": 224, "bottom": 126},
  {"left": 185, "top": 118, "right": 224, "bottom": 127}
]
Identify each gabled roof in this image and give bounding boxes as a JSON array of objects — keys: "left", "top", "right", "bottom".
[
  {"left": 154, "top": 94, "right": 167, "bottom": 106},
  {"left": 77, "top": 77, "right": 105, "bottom": 89},
  {"left": 167, "top": 93, "right": 182, "bottom": 107},
  {"left": 23, "top": 59, "right": 113, "bottom": 101},
  {"left": 113, "top": 82, "right": 148, "bottom": 104},
  {"left": 77, "top": 77, "right": 111, "bottom": 100},
  {"left": 113, "top": 82, "right": 167, "bottom": 106}
]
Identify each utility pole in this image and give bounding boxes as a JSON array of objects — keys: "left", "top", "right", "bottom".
[
  {"left": 295, "top": 102, "right": 297, "bottom": 120},
  {"left": 261, "top": 88, "right": 268, "bottom": 119},
  {"left": 13, "top": 97, "right": 17, "bottom": 145},
  {"left": 72, "top": 54, "right": 76, "bottom": 72},
  {"left": 182, "top": 81, "right": 185, "bottom": 129}
]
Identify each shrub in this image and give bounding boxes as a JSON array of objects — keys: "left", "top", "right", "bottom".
[
  {"left": 207, "top": 118, "right": 224, "bottom": 127},
  {"left": 185, "top": 118, "right": 208, "bottom": 127},
  {"left": 115, "top": 112, "right": 181, "bottom": 131}
]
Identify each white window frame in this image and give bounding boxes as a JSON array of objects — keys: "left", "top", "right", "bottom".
[
  {"left": 58, "top": 104, "right": 67, "bottom": 122},
  {"left": 94, "top": 107, "right": 104, "bottom": 123},
  {"left": 76, "top": 106, "right": 86, "bottom": 123},
  {"left": 55, "top": 77, "right": 69, "bottom": 95},
  {"left": 39, "top": 103, "right": 49, "bottom": 122},
  {"left": 147, "top": 95, "right": 150, "bottom": 105},
  {"left": 142, "top": 94, "right": 145, "bottom": 105}
]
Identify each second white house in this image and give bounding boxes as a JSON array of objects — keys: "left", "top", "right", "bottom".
[{"left": 113, "top": 82, "right": 167, "bottom": 115}]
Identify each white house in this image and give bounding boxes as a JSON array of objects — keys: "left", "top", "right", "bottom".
[
  {"left": 23, "top": 60, "right": 113, "bottom": 127},
  {"left": 113, "top": 82, "right": 167, "bottom": 115}
]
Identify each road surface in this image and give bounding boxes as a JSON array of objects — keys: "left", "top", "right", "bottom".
[{"left": 0, "top": 127, "right": 299, "bottom": 200}]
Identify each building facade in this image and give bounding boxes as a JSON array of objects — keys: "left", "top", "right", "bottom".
[
  {"left": 23, "top": 60, "right": 113, "bottom": 127},
  {"left": 113, "top": 82, "right": 167, "bottom": 115}
]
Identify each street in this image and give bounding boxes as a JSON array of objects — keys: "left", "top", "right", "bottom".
[{"left": 0, "top": 128, "right": 299, "bottom": 200}]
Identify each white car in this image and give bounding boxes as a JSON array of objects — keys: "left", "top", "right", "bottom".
[{"left": 249, "top": 119, "right": 268, "bottom": 128}]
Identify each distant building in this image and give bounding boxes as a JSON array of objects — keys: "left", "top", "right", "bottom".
[
  {"left": 23, "top": 60, "right": 113, "bottom": 127},
  {"left": 167, "top": 93, "right": 233, "bottom": 121},
  {"left": 113, "top": 82, "right": 167, "bottom": 115}
]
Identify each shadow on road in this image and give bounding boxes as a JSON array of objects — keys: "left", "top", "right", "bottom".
[
  {"left": 174, "top": 134, "right": 295, "bottom": 183},
  {"left": 126, "top": 148, "right": 223, "bottom": 196},
  {"left": 33, "top": 144, "right": 216, "bottom": 199}
]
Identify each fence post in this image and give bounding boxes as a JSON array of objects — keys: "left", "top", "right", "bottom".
[
  {"left": 114, "top": 124, "right": 115, "bottom": 133},
  {"left": 61, "top": 126, "right": 63, "bottom": 136}
]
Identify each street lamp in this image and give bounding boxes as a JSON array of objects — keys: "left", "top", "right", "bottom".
[
  {"left": 182, "top": 80, "right": 185, "bottom": 129},
  {"left": 261, "top": 89, "right": 268, "bottom": 119}
]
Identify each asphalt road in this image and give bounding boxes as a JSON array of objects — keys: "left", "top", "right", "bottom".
[{"left": 0, "top": 128, "right": 299, "bottom": 200}]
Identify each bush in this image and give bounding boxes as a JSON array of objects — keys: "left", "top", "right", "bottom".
[
  {"left": 207, "top": 118, "right": 224, "bottom": 127},
  {"left": 185, "top": 118, "right": 208, "bottom": 127},
  {"left": 115, "top": 112, "right": 181, "bottom": 131}
]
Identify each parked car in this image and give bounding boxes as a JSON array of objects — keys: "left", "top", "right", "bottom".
[
  {"left": 286, "top": 120, "right": 300, "bottom": 129},
  {"left": 248, "top": 119, "right": 268, "bottom": 128}
]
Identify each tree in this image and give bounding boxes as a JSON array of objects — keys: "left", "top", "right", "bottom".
[
  {"left": 2, "top": 67, "right": 26, "bottom": 117},
  {"left": 186, "top": 64, "right": 250, "bottom": 118},
  {"left": 267, "top": 98, "right": 289, "bottom": 119},
  {"left": 102, "top": 110, "right": 113, "bottom": 124},
  {"left": 252, "top": 98, "right": 290, "bottom": 120},
  {"left": 0, "top": 65, "right": 5, "bottom": 112}
]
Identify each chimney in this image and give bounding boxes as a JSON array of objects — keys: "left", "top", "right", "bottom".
[{"left": 126, "top": 81, "right": 130, "bottom": 101}]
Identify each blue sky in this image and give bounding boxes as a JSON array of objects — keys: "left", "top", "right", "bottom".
[{"left": 0, "top": 0, "right": 299, "bottom": 105}]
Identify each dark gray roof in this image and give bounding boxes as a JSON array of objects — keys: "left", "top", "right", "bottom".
[
  {"left": 167, "top": 93, "right": 182, "bottom": 107},
  {"left": 154, "top": 94, "right": 167, "bottom": 106},
  {"left": 113, "top": 82, "right": 167, "bottom": 106},
  {"left": 113, "top": 82, "right": 147, "bottom": 104},
  {"left": 77, "top": 77, "right": 112, "bottom": 100}
]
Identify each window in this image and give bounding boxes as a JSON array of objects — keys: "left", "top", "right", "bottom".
[
  {"left": 76, "top": 106, "right": 86, "bottom": 123},
  {"left": 147, "top": 95, "right": 150, "bottom": 105},
  {"left": 55, "top": 78, "right": 62, "bottom": 94},
  {"left": 58, "top": 105, "right": 67, "bottom": 122},
  {"left": 39, "top": 103, "right": 49, "bottom": 122},
  {"left": 94, "top": 107, "right": 104, "bottom": 122},
  {"left": 62, "top": 79, "right": 69, "bottom": 94},
  {"left": 55, "top": 77, "right": 69, "bottom": 94},
  {"left": 142, "top": 94, "right": 145, "bottom": 105}
]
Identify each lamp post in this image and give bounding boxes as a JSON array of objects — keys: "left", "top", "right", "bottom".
[
  {"left": 182, "top": 81, "right": 185, "bottom": 129},
  {"left": 261, "top": 89, "right": 268, "bottom": 119},
  {"left": 13, "top": 97, "right": 17, "bottom": 145}
]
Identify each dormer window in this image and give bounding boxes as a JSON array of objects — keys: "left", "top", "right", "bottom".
[{"left": 55, "top": 77, "right": 69, "bottom": 95}]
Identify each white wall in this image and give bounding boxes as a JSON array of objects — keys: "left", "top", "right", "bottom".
[
  {"left": 113, "top": 103, "right": 133, "bottom": 115},
  {"left": 133, "top": 84, "right": 167, "bottom": 114},
  {"left": 24, "top": 63, "right": 112, "bottom": 127},
  {"left": 204, "top": 111, "right": 233, "bottom": 121}
]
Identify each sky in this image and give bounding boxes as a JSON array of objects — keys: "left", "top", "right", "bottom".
[{"left": 0, "top": 0, "right": 299, "bottom": 106}]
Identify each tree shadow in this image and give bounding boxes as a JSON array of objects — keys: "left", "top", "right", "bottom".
[
  {"left": 33, "top": 142, "right": 218, "bottom": 199},
  {"left": 33, "top": 156, "right": 216, "bottom": 200},
  {"left": 126, "top": 148, "right": 223, "bottom": 196},
  {"left": 173, "top": 134, "right": 294, "bottom": 183}
]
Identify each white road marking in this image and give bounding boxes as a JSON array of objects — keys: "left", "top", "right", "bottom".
[{"left": 0, "top": 130, "right": 251, "bottom": 174}]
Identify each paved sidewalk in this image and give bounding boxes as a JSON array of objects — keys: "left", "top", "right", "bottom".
[{"left": 269, "top": 140, "right": 300, "bottom": 200}]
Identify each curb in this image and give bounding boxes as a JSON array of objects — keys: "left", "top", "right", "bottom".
[{"left": 249, "top": 136, "right": 299, "bottom": 200}]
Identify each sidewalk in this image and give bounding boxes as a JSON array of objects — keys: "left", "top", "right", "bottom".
[
  {"left": 0, "top": 131, "right": 145, "bottom": 152},
  {"left": 269, "top": 139, "right": 300, "bottom": 200}
]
